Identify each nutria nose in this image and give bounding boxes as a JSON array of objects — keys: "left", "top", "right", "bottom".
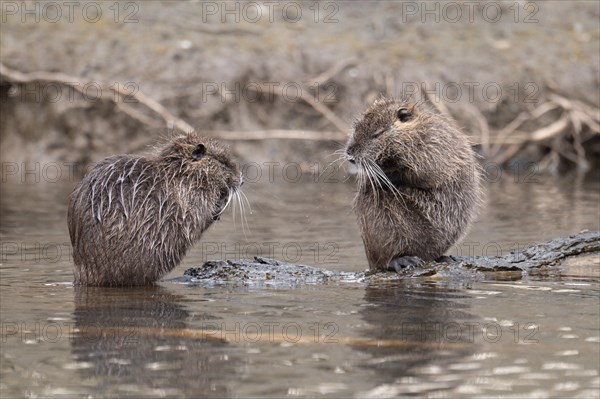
[{"left": 347, "top": 155, "right": 356, "bottom": 164}]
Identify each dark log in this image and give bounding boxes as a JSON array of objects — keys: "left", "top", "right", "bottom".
[{"left": 168, "top": 231, "right": 600, "bottom": 286}]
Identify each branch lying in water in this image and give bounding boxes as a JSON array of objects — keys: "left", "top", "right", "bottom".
[{"left": 172, "top": 230, "right": 600, "bottom": 286}]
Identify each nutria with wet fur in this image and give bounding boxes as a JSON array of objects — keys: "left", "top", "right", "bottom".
[
  {"left": 68, "top": 132, "right": 242, "bottom": 286},
  {"left": 345, "top": 97, "right": 482, "bottom": 271}
]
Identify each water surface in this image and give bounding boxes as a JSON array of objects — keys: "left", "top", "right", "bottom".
[{"left": 1, "top": 171, "right": 599, "bottom": 398}]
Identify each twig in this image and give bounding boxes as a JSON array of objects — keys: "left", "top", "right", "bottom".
[
  {"left": 245, "top": 83, "right": 349, "bottom": 133},
  {"left": 531, "top": 101, "right": 561, "bottom": 119},
  {"left": 111, "top": 84, "right": 194, "bottom": 132},
  {"left": 489, "top": 90, "right": 599, "bottom": 166},
  {"left": 568, "top": 112, "right": 588, "bottom": 170},
  {"left": 297, "top": 89, "right": 349, "bottom": 133},
  {"left": 118, "top": 103, "right": 165, "bottom": 128},
  {"left": 573, "top": 109, "right": 600, "bottom": 133},
  {"left": 0, "top": 63, "right": 194, "bottom": 133},
  {"left": 463, "top": 103, "right": 490, "bottom": 156},
  {"left": 489, "top": 102, "right": 560, "bottom": 158},
  {"left": 530, "top": 115, "right": 570, "bottom": 141},
  {"left": 492, "top": 144, "right": 525, "bottom": 165},
  {"left": 549, "top": 93, "right": 600, "bottom": 132},
  {"left": 306, "top": 58, "right": 357, "bottom": 86},
  {"left": 204, "top": 129, "right": 345, "bottom": 141}
]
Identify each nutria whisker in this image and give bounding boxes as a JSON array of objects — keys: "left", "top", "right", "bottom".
[
  {"left": 238, "top": 190, "right": 252, "bottom": 236},
  {"left": 318, "top": 154, "right": 346, "bottom": 182},
  {"left": 217, "top": 191, "right": 235, "bottom": 218},
  {"left": 234, "top": 191, "right": 242, "bottom": 235},
  {"left": 365, "top": 159, "right": 407, "bottom": 209},
  {"left": 242, "top": 192, "right": 250, "bottom": 235},
  {"left": 358, "top": 162, "right": 380, "bottom": 203},
  {"left": 235, "top": 190, "right": 249, "bottom": 238},
  {"left": 327, "top": 148, "right": 347, "bottom": 159},
  {"left": 238, "top": 189, "right": 252, "bottom": 215}
]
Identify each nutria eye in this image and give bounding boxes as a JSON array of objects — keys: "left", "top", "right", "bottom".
[
  {"left": 397, "top": 108, "right": 412, "bottom": 122},
  {"left": 192, "top": 144, "right": 206, "bottom": 160}
]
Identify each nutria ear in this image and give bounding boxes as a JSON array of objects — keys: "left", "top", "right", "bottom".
[
  {"left": 397, "top": 108, "right": 413, "bottom": 122},
  {"left": 192, "top": 144, "right": 206, "bottom": 160}
]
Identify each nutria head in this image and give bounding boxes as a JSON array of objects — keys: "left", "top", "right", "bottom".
[
  {"left": 155, "top": 132, "right": 242, "bottom": 220},
  {"left": 346, "top": 97, "right": 474, "bottom": 190}
]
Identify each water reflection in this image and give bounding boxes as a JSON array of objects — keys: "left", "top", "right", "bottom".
[
  {"left": 355, "top": 282, "right": 478, "bottom": 394},
  {"left": 71, "top": 286, "right": 238, "bottom": 398}
]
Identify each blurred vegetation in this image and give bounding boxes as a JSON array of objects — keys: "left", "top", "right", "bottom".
[{"left": 1, "top": 0, "right": 599, "bottom": 173}]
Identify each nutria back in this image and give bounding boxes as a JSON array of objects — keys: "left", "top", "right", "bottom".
[
  {"left": 68, "top": 132, "right": 241, "bottom": 286},
  {"left": 345, "top": 97, "right": 482, "bottom": 271}
]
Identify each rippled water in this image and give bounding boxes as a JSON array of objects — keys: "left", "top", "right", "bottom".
[{"left": 1, "top": 169, "right": 599, "bottom": 398}]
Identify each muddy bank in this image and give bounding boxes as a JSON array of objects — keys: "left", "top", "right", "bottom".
[{"left": 1, "top": 1, "right": 599, "bottom": 172}]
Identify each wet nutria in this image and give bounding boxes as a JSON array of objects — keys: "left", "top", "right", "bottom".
[
  {"left": 345, "top": 97, "right": 482, "bottom": 271},
  {"left": 68, "top": 132, "right": 242, "bottom": 286}
]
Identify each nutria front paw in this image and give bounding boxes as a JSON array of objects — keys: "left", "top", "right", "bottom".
[{"left": 388, "top": 256, "right": 424, "bottom": 272}]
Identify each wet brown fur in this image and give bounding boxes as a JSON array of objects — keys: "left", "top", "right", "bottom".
[
  {"left": 68, "top": 132, "right": 241, "bottom": 286},
  {"left": 346, "top": 97, "right": 482, "bottom": 271}
]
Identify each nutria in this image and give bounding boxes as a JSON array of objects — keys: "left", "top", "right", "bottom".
[
  {"left": 68, "top": 132, "right": 242, "bottom": 286},
  {"left": 345, "top": 97, "right": 482, "bottom": 271}
]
